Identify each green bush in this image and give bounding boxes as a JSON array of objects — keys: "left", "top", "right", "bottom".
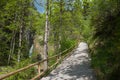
[
  {"left": 60, "top": 39, "right": 75, "bottom": 51},
  {"left": 6, "top": 59, "right": 37, "bottom": 80}
]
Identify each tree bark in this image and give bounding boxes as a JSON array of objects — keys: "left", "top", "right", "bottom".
[
  {"left": 18, "top": 25, "right": 22, "bottom": 62},
  {"left": 44, "top": 0, "right": 49, "bottom": 71},
  {"left": 8, "top": 9, "right": 17, "bottom": 64},
  {"left": 8, "top": 31, "right": 16, "bottom": 65}
]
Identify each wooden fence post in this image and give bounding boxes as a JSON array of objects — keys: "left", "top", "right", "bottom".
[{"left": 38, "top": 63, "right": 40, "bottom": 74}]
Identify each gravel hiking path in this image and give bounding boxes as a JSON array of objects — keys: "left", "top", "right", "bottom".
[{"left": 41, "top": 42, "right": 96, "bottom": 80}]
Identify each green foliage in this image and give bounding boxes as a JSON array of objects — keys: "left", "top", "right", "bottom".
[
  {"left": 2, "top": 0, "right": 120, "bottom": 80},
  {"left": 0, "top": 0, "right": 44, "bottom": 65},
  {"left": 60, "top": 39, "right": 75, "bottom": 51},
  {"left": 48, "top": 0, "right": 83, "bottom": 58},
  {"left": 6, "top": 59, "right": 36, "bottom": 80},
  {"left": 89, "top": 0, "right": 120, "bottom": 80},
  {"left": 80, "top": 19, "right": 93, "bottom": 43}
]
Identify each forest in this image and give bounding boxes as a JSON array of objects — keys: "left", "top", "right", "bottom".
[{"left": 0, "top": 0, "right": 120, "bottom": 80}]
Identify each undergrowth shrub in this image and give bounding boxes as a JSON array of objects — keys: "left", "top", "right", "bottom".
[{"left": 6, "top": 59, "right": 36, "bottom": 80}]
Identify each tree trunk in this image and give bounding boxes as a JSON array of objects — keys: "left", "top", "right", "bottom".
[
  {"left": 18, "top": 25, "right": 22, "bottom": 62},
  {"left": 44, "top": 0, "right": 49, "bottom": 71},
  {"left": 8, "top": 9, "right": 17, "bottom": 64},
  {"left": 8, "top": 31, "right": 16, "bottom": 65}
]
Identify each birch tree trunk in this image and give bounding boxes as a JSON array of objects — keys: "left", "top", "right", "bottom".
[
  {"left": 44, "top": 0, "right": 49, "bottom": 71},
  {"left": 8, "top": 2, "right": 17, "bottom": 65},
  {"left": 18, "top": 25, "right": 22, "bottom": 62},
  {"left": 8, "top": 31, "right": 16, "bottom": 64},
  {"left": 17, "top": 1, "right": 23, "bottom": 62}
]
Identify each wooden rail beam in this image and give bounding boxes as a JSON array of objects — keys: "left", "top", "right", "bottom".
[{"left": 0, "top": 60, "right": 47, "bottom": 80}]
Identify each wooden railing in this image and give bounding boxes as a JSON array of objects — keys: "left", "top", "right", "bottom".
[{"left": 0, "top": 43, "right": 78, "bottom": 80}]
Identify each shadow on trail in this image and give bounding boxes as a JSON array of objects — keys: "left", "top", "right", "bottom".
[
  {"left": 41, "top": 42, "right": 96, "bottom": 80},
  {"left": 63, "top": 57, "right": 95, "bottom": 80}
]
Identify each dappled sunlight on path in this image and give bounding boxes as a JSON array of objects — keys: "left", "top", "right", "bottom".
[{"left": 41, "top": 42, "right": 96, "bottom": 80}]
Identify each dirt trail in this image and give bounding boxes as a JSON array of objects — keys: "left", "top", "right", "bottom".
[{"left": 41, "top": 42, "right": 96, "bottom": 80}]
